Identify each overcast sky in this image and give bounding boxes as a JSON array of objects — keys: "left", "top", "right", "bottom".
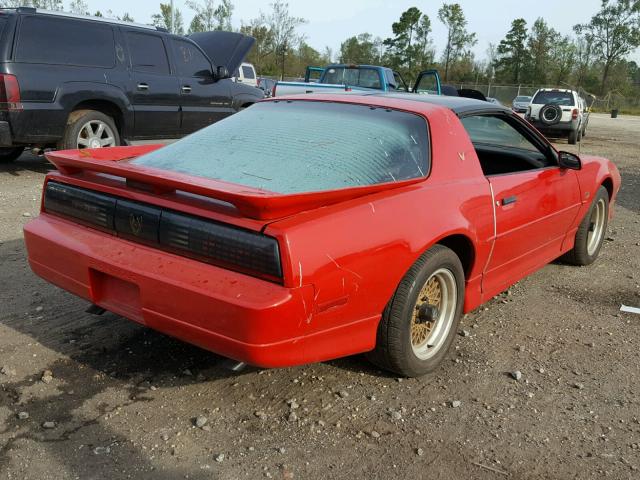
[{"left": 84, "top": 0, "right": 640, "bottom": 62}]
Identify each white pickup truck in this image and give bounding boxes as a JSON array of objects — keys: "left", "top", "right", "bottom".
[{"left": 273, "top": 65, "right": 442, "bottom": 97}]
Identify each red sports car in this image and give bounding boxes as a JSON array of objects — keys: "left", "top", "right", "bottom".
[{"left": 24, "top": 94, "right": 620, "bottom": 377}]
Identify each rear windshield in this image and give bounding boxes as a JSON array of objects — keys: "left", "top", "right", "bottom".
[
  {"left": 322, "top": 67, "right": 382, "bottom": 90},
  {"left": 532, "top": 91, "right": 574, "bottom": 106},
  {"left": 241, "top": 65, "right": 255, "bottom": 79},
  {"left": 514, "top": 96, "right": 530, "bottom": 102},
  {"left": 132, "top": 101, "right": 429, "bottom": 194}
]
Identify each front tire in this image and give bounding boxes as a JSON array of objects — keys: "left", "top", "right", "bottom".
[
  {"left": 0, "top": 147, "right": 24, "bottom": 163},
  {"left": 563, "top": 186, "right": 609, "bottom": 265},
  {"left": 60, "top": 110, "right": 120, "bottom": 150},
  {"left": 367, "top": 245, "right": 465, "bottom": 377}
]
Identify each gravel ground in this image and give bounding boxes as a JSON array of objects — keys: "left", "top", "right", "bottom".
[{"left": 1, "top": 113, "right": 639, "bottom": 479}]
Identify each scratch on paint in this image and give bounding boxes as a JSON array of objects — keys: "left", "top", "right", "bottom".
[
  {"left": 301, "top": 296, "right": 312, "bottom": 325},
  {"left": 326, "top": 253, "right": 364, "bottom": 280},
  {"left": 298, "top": 261, "right": 303, "bottom": 288},
  {"left": 369, "top": 202, "right": 376, "bottom": 214}
]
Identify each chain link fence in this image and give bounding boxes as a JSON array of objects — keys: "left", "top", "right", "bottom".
[{"left": 455, "top": 83, "right": 640, "bottom": 113}]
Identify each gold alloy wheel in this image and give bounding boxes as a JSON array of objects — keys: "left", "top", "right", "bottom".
[
  {"left": 411, "top": 276, "right": 442, "bottom": 346},
  {"left": 410, "top": 268, "right": 457, "bottom": 360}
]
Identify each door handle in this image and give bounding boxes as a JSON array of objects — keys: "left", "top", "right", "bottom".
[
  {"left": 501, "top": 195, "right": 517, "bottom": 206},
  {"left": 181, "top": 85, "right": 192, "bottom": 93},
  {"left": 137, "top": 83, "right": 149, "bottom": 91}
]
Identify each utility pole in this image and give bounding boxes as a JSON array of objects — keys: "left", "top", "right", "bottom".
[{"left": 170, "top": 0, "right": 175, "bottom": 34}]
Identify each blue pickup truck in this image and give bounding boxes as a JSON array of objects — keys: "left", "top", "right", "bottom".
[{"left": 273, "top": 64, "right": 442, "bottom": 97}]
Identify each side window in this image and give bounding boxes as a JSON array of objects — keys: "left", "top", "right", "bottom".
[
  {"left": 461, "top": 115, "right": 552, "bottom": 176},
  {"left": 393, "top": 72, "right": 408, "bottom": 91},
  {"left": 359, "top": 69, "right": 381, "bottom": 89},
  {"left": 172, "top": 39, "right": 211, "bottom": 78},
  {"left": 241, "top": 65, "right": 255, "bottom": 80},
  {"left": 125, "top": 32, "right": 170, "bottom": 75},
  {"left": 415, "top": 73, "right": 439, "bottom": 94},
  {"left": 16, "top": 16, "right": 115, "bottom": 67}
]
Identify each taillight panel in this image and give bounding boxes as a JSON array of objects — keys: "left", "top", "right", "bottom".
[
  {"left": 0, "top": 74, "right": 22, "bottom": 111},
  {"left": 43, "top": 181, "right": 283, "bottom": 282}
]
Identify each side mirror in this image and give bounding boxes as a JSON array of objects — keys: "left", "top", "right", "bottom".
[
  {"left": 558, "top": 151, "right": 582, "bottom": 170},
  {"left": 215, "top": 66, "right": 230, "bottom": 81}
]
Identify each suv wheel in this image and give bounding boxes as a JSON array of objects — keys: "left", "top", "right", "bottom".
[
  {"left": 0, "top": 147, "right": 24, "bottom": 163},
  {"left": 60, "top": 110, "right": 120, "bottom": 150},
  {"left": 568, "top": 129, "right": 578, "bottom": 145}
]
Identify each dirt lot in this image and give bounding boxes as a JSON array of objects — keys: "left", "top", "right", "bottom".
[{"left": 1, "top": 113, "right": 639, "bottom": 480}]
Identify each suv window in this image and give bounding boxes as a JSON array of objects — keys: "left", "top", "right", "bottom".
[
  {"left": 241, "top": 65, "right": 255, "bottom": 79},
  {"left": 172, "top": 39, "right": 211, "bottom": 77},
  {"left": 126, "top": 31, "right": 170, "bottom": 75},
  {"left": 16, "top": 16, "right": 115, "bottom": 67},
  {"left": 532, "top": 91, "right": 574, "bottom": 106}
]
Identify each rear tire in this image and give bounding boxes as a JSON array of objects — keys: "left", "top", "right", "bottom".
[
  {"left": 0, "top": 147, "right": 24, "bottom": 163},
  {"left": 367, "top": 245, "right": 465, "bottom": 377},
  {"left": 562, "top": 186, "right": 609, "bottom": 266},
  {"left": 60, "top": 110, "right": 120, "bottom": 150},
  {"left": 568, "top": 129, "right": 578, "bottom": 145}
]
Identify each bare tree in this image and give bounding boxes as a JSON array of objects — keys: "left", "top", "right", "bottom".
[
  {"left": 266, "top": 1, "right": 306, "bottom": 79},
  {"left": 574, "top": 0, "right": 640, "bottom": 94},
  {"left": 68, "top": 0, "right": 88, "bottom": 15},
  {"left": 187, "top": 0, "right": 234, "bottom": 33},
  {"left": 152, "top": 3, "right": 184, "bottom": 35},
  {"left": 0, "top": 0, "right": 63, "bottom": 9}
]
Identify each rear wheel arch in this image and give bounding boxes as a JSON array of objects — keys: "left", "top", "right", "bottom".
[
  {"left": 435, "top": 233, "right": 475, "bottom": 278},
  {"left": 601, "top": 177, "right": 614, "bottom": 200},
  {"left": 69, "top": 100, "right": 125, "bottom": 134}
]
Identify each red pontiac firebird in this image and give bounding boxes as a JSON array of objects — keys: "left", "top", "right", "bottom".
[{"left": 24, "top": 94, "right": 620, "bottom": 377}]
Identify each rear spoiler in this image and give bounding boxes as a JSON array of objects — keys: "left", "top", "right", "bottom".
[{"left": 46, "top": 146, "right": 425, "bottom": 221}]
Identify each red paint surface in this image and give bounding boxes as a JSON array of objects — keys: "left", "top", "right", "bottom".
[{"left": 24, "top": 95, "right": 621, "bottom": 367}]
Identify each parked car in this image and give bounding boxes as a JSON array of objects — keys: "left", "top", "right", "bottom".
[
  {"left": 232, "top": 62, "right": 258, "bottom": 87},
  {"left": 486, "top": 97, "right": 503, "bottom": 106},
  {"left": 24, "top": 94, "right": 620, "bottom": 377},
  {"left": 273, "top": 64, "right": 442, "bottom": 97},
  {"left": 512, "top": 95, "right": 531, "bottom": 113},
  {"left": 525, "top": 88, "right": 589, "bottom": 144},
  {"left": 257, "top": 77, "right": 276, "bottom": 97},
  {"left": 0, "top": 7, "right": 262, "bottom": 162}
]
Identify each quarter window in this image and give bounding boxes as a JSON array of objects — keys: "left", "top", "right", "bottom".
[
  {"left": 126, "top": 32, "right": 170, "bottom": 75},
  {"left": 16, "top": 16, "right": 115, "bottom": 67}
]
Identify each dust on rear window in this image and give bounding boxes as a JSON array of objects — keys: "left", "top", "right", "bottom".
[
  {"left": 132, "top": 101, "right": 430, "bottom": 194},
  {"left": 532, "top": 91, "right": 574, "bottom": 106}
]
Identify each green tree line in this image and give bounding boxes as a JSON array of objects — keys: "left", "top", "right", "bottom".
[{"left": 1, "top": 0, "right": 638, "bottom": 96}]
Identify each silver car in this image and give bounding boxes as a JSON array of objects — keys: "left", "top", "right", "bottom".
[{"left": 512, "top": 95, "right": 531, "bottom": 113}]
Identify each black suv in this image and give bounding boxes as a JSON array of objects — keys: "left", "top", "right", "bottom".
[{"left": 0, "top": 7, "right": 262, "bottom": 162}]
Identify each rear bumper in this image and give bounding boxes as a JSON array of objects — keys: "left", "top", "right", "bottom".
[
  {"left": 23, "top": 213, "right": 318, "bottom": 368},
  {"left": 0, "top": 121, "right": 12, "bottom": 146},
  {"left": 526, "top": 118, "right": 578, "bottom": 135}
]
